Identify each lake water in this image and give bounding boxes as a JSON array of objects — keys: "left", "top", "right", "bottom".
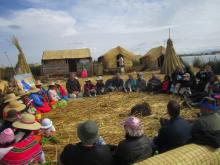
[{"left": 181, "top": 54, "right": 220, "bottom": 65}]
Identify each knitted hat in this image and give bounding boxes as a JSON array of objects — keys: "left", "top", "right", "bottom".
[
  {"left": 0, "top": 128, "right": 15, "bottom": 144},
  {"left": 4, "top": 93, "right": 20, "bottom": 103},
  {"left": 77, "top": 120, "right": 98, "bottom": 145},
  {"left": 41, "top": 118, "right": 53, "bottom": 129},
  {"left": 5, "top": 110, "right": 18, "bottom": 122},
  {"left": 17, "top": 90, "right": 30, "bottom": 97},
  {"left": 123, "top": 117, "right": 141, "bottom": 129},
  {"left": 12, "top": 114, "right": 41, "bottom": 130}
]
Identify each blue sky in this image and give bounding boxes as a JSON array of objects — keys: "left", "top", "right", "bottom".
[{"left": 0, "top": 0, "right": 220, "bottom": 66}]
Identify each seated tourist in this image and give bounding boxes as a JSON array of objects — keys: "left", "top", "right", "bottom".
[
  {"left": 48, "top": 82, "right": 61, "bottom": 102},
  {"left": 170, "top": 67, "right": 185, "bottom": 93},
  {"left": 96, "top": 76, "right": 105, "bottom": 95},
  {"left": 0, "top": 128, "right": 16, "bottom": 161},
  {"left": 204, "top": 75, "right": 220, "bottom": 95},
  {"left": 146, "top": 74, "right": 162, "bottom": 93},
  {"left": 55, "top": 80, "right": 69, "bottom": 100},
  {"left": 29, "top": 87, "right": 51, "bottom": 113},
  {"left": 161, "top": 75, "right": 171, "bottom": 93},
  {"left": 0, "top": 114, "right": 45, "bottom": 164},
  {"left": 60, "top": 120, "right": 113, "bottom": 165},
  {"left": 195, "top": 68, "right": 210, "bottom": 92},
  {"left": 136, "top": 72, "right": 146, "bottom": 92},
  {"left": 112, "top": 73, "right": 124, "bottom": 92},
  {"left": 114, "top": 117, "right": 152, "bottom": 165},
  {"left": 191, "top": 97, "right": 220, "bottom": 148},
  {"left": 153, "top": 100, "right": 191, "bottom": 153},
  {"left": 178, "top": 73, "right": 192, "bottom": 96},
  {"left": 130, "top": 102, "right": 151, "bottom": 117},
  {"left": 104, "top": 76, "right": 115, "bottom": 92},
  {"left": 66, "top": 73, "right": 81, "bottom": 98},
  {"left": 124, "top": 74, "right": 137, "bottom": 92},
  {"left": 83, "top": 79, "right": 96, "bottom": 97}
]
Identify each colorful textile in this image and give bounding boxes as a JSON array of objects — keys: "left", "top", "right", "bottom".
[
  {"left": 81, "top": 69, "right": 88, "bottom": 78},
  {"left": 0, "top": 135, "right": 42, "bottom": 165},
  {"left": 48, "top": 89, "right": 60, "bottom": 102},
  {"left": 35, "top": 101, "right": 51, "bottom": 113}
]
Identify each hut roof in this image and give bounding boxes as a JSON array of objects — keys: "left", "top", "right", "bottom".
[
  {"left": 100, "top": 46, "right": 135, "bottom": 60},
  {"left": 42, "top": 48, "right": 91, "bottom": 60},
  {"left": 141, "top": 46, "right": 165, "bottom": 61}
]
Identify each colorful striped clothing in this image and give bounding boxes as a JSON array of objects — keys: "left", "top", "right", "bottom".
[{"left": 0, "top": 134, "right": 43, "bottom": 165}]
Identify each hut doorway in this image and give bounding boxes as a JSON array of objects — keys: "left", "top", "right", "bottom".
[
  {"left": 116, "top": 54, "right": 124, "bottom": 68},
  {"left": 68, "top": 59, "right": 78, "bottom": 72},
  {"left": 158, "top": 55, "right": 164, "bottom": 67}
]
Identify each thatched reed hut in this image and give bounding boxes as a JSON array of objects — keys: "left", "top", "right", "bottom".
[
  {"left": 161, "top": 39, "right": 184, "bottom": 75},
  {"left": 98, "top": 46, "right": 135, "bottom": 72},
  {"left": 140, "top": 46, "right": 165, "bottom": 70},
  {"left": 41, "top": 48, "right": 92, "bottom": 76}
]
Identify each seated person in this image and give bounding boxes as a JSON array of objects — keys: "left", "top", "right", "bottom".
[
  {"left": 146, "top": 74, "right": 162, "bottom": 93},
  {"left": 35, "top": 80, "right": 49, "bottom": 102},
  {"left": 191, "top": 97, "right": 220, "bottom": 148},
  {"left": 66, "top": 73, "right": 81, "bottom": 98},
  {"left": 60, "top": 120, "right": 113, "bottom": 165},
  {"left": 55, "top": 81, "right": 69, "bottom": 100},
  {"left": 0, "top": 128, "right": 16, "bottom": 161},
  {"left": 136, "top": 72, "right": 146, "bottom": 92},
  {"left": 112, "top": 73, "right": 124, "bottom": 92},
  {"left": 48, "top": 82, "right": 61, "bottom": 103},
  {"left": 29, "top": 87, "right": 51, "bottom": 113},
  {"left": 153, "top": 100, "right": 191, "bottom": 153},
  {"left": 83, "top": 80, "right": 96, "bottom": 97},
  {"left": 205, "top": 75, "right": 220, "bottom": 95},
  {"left": 96, "top": 76, "right": 105, "bottom": 95},
  {"left": 170, "top": 67, "right": 185, "bottom": 93},
  {"left": 178, "top": 73, "right": 192, "bottom": 96},
  {"left": 130, "top": 102, "right": 151, "bottom": 117},
  {"left": 1, "top": 114, "right": 45, "bottom": 164},
  {"left": 104, "top": 76, "right": 115, "bottom": 93},
  {"left": 161, "top": 75, "right": 171, "bottom": 93},
  {"left": 40, "top": 118, "right": 56, "bottom": 138},
  {"left": 195, "top": 68, "right": 210, "bottom": 92},
  {"left": 114, "top": 117, "right": 152, "bottom": 165},
  {"left": 124, "top": 74, "right": 137, "bottom": 92}
]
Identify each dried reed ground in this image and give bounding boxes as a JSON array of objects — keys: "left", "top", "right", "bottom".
[{"left": 43, "top": 70, "right": 199, "bottom": 163}]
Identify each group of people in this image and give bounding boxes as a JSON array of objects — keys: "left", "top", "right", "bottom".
[
  {"left": 0, "top": 64, "right": 220, "bottom": 164},
  {"left": 60, "top": 99, "right": 220, "bottom": 165}
]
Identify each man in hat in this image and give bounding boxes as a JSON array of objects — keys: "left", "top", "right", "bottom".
[
  {"left": 191, "top": 97, "right": 220, "bottom": 148},
  {"left": 153, "top": 100, "right": 191, "bottom": 153},
  {"left": 66, "top": 73, "right": 81, "bottom": 98},
  {"left": 83, "top": 79, "right": 96, "bottom": 97},
  {"left": 96, "top": 76, "right": 105, "bottom": 95},
  {"left": 60, "top": 120, "right": 113, "bottom": 165},
  {"left": 136, "top": 72, "right": 146, "bottom": 92}
]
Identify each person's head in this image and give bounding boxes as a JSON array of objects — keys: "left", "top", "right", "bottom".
[
  {"left": 167, "top": 100, "right": 180, "bottom": 118},
  {"left": 70, "top": 73, "right": 76, "bottom": 80},
  {"left": 123, "top": 117, "right": 144, "bottom": 137},
  {"left": 152, "top": 74, "right": 156, "bottom": 79},
  {"left": 137, "top": 72, "right": 144, "bottom": 79},
  {"left": 205, "top": 65, "right": 212, "bottom": 72},
  {"left": 164, "top": 75, "right": 170, "bottom": 81},
  {"left": 3, "top": 100, "right": 26, "bottom": 119},
  {"left": 40, "top": 118, "right": 53, "bottom": 130},
  {"left": 48, "top": 82, "right": 56, "bottom": 90},
  {"left": 128, "top": 74, "right": 133, "bottom": 80},
  {"left": 116, "top": 73, "right": 121, "bottom": 79},
  {"left": 183, "top": 73, "right": 190, "bottom": 81},
  {"left": 5, "top": 110, "right": 18, "bottom": 122},
  {"left": 77, "top": 120, "right": 98, "bottom": 145},
  {"left": 200, "top": 97, "right": 218, "bottom": 114},
  {"left": 85, "top": 79, "right": 91, "bottom": 84},
  {"left": 130, "top": 102, "right": 151, "bottom": 117},
  {"left": 0, "top": 128, "right": 15, "bottom": 147},
  {"left": 35, "top": 80, "right": 42, "bottom": 88},
  {"left": 96, "top": 76, "right": 103, "bottom": 83}
]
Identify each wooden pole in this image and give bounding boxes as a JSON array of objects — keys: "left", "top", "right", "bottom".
[
  {"left": 169, "top": 28, "right": 171, "bottom": 39},
  {"left": 4, "top": 52, "right": 16, "bottom": 75}
]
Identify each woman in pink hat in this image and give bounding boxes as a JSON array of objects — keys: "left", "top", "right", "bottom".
[{"left": 113, "top": 117, "right": 152, "bottom": 165}]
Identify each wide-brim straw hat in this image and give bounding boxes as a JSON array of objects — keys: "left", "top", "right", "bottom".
[
  {"left": 85, "top": 79, "right": 91, "bottom": 82},
  {"left": 4, "top": 100, "right": 26, "bottom": 113},
  {"left": 48, "top": 82, "right": 56, "bottom": 86},
  {"left": 96, "top": 76, "right": 103, "bottom": 81},
  {"left": 4, "top": 93, "right": 20, "bottom": 103},
  {"left": 55, "top": 80, "right": 62, "bottom": 86},
  {"left": 29, "top": 87, "right": 40, "bottom": 93},
  {"left": 13, "top": 114, "right": 41, "bottom": 130},
  {"left": 35, "top": 80, "right": 43, "bottom": 86}
]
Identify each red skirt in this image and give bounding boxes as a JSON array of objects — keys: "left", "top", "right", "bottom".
[{"left": 36, "top": 101, "right": 51, "bottom": 113}]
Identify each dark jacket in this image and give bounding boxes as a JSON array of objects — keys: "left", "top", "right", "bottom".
[
  {"left": 112, "top": 78, "right": 124, "bottom": 89},
  {"left": 60, "top": 143, "right": 113, "bottom": 165},
  {"left": 191, "top": 112, "right": 220, "bottom": 148},
  {"left": 114, "top": 135, "right": 152, "bottom": 165},
  {"left": 96, "top": 82, "right": 105, "bottom": 93},
  {"left": 153, "top": 117, "right": 191, "bottom": 153},
  {"left": 66, "top": 79, "right": 81, "bottom": 94},
  {"left": 136, "top": 79, "right": 146, "bottom": 92}
]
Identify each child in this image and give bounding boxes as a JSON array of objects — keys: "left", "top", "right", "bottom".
[
  {"left": 40, "top": 118, "right": 56, "bottom": 137},
  {"left": 161, "top": 75, "right": 171, "bottom": 93},
  {"left": 81, "top": 66, "right": 88, "bottom": 78}
]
